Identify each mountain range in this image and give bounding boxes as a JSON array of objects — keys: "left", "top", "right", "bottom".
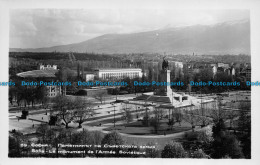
[{"left": 10, "top": 19, "right": 250, "bottom": 55}]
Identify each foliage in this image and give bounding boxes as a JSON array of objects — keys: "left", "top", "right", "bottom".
[
  {"left": 193, "top": 149, "right": 209, "bottom": 158},
  {"left": 161, "top": 142, "right": 187, "bottom": 158},
  {"left": 121, "top": 104, "right": 133, "bottom": 124},
  {"left": 9, "top": 135, "right": 21, "bottom": 157},
  {"left": 145, "top": 142, "right": 160, "bottom": 158},
  {"left": 212, "top": 132, "right": 244, "bottom": 158},
  {"left": 237, "top": 102, "right": 251, "bottom": 158},
  {"left": 93, "top": 90, "right": 107, "bottom": 104},
  {"left": 101, "top": 131, "right": 124, "bottom": 145},
  {"left": 197, "top": 127, "right": 214, "bottom": 144},
  {"left": 52, "top": 95, "right": 74, "bottom": 128},
  {"left": 150, "top": 117, "right": 161, "bottom": 134},
  {"left": 183, "top": 110, "right": 199, "bottom": 131},
  {"left": 9, "top": 131, "right": 29, "bottom": 157},
  {"left": 212, "top": 118, "right": 226, "bottom": 138},
  {"left": 72, "top": 98, "right": 94, "bottom": 128},
  {"left": 142, "top": 115, "right": 150, "bottom": 127}
]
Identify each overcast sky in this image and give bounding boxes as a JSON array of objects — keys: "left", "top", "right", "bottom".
[{"left": 10, "top": 9, "right": 249, "bottom": 49}]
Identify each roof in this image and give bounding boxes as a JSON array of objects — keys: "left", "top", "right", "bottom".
[
  {"left": 94, "top": 68, "right": 142, "bottom": 72},
  {"left": 17, "top": 69, "right": 58, "bottom": 78}
]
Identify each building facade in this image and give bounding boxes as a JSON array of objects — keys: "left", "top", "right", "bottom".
[
  {"left": 17, "top": 65, "right": 62, "bottom": 97},
  {"left": 95, "top": 68, "right": 142, "bottom": 80},
  {"left": 38, "top": 64, "right": 57, "bottom": 70}
]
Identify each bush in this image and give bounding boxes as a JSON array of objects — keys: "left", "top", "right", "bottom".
[
  {"left": 100, "top": 131, "right": 125, "bottom": 157},
  {"left": 21, "top": 110, "right": 28, "bottom": 119},
  {"left": 92, "top": 131, "right": 104, "bottom": 145},
  {"left": 101, "top": 131, "right": 124, "bottom": 145},
  {"left": 161, "top": 142, "right": 187, "bottom": 158},
  {"left": 9, "top": 136, "right": 21, "bottom": 157},
  {"left": 212, "top": 133, "right": 244, "bottom": 158},
  {"left": 193, "top": 149, "right": 210, "bottom": 158},
  {"left": 185, "top": 131, "right": 199, "bottom": 141},
  {"left": 49, "top": 116, "right": 58, "bottom": 125},
  {"left": 145, "top": 142, "right": 160, "bottom": 158},
  {"left": 150, "top": 117, "right": 161, "bottom": 134},
  {"left": 142, "top": 115, "right": 150, "bottom": 126},
  {"left": 197, "top": 127, "right": 213, "bottom": 143}
]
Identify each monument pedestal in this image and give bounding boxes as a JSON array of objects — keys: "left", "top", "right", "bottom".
[{"left": 155, "top": 69, "right": 183, "bottom": 104}]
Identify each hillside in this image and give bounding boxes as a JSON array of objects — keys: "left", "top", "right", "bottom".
[{"left": 10, "top": 20, "right": 250, "bottom": 55}]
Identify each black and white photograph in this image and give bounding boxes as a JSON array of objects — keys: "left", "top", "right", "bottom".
[{"left": 1, "top": 0, "right": 260, "bottom": 164}]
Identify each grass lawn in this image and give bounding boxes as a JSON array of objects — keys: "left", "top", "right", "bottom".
[
  {"left": 86, "top": 117, "right": 123, "bottom": 126},
  {"left": 103, "top": 120, "right": 192, "bottom": 135}
]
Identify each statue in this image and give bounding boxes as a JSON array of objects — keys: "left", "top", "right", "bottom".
[{"left": 162, "top": 57, "right": 168, "bottom": 71}]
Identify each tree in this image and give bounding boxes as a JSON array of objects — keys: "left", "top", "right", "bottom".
[
  {"left": 212, "top": 118, "right": 226, "bottom": 138},
  {"left": 209, "top": 98, "right": 228, "bottom": 137},
  {"left": 183, "top": 109, "right": 199, "bottom": 132},
  {"left": 197, "top": 128, "right": 214, "bottom": 144},
  {"left": 9, "top": 131, "right": 29, "bottom": 157},
  {"left": 161, "top": 142, "right": 187, "bottom": 158},
  {"left": 73, "top": 98, "right": 94, "bottom": 128},
  {"left": 175, "top": 112, "right": 183, "bottom": 126},
  {"left": 52, "top": 95, "right": 74, "bottom": 128},
  {"left": 150, "top": 108, "right": 165, "bottom": 133},
  {"left": 36, "top": 124, "right": 50, "bottom": 142},
  {"left": 212, "top": 133, "right": 244, "bottom": 158},
  {"left": 101, "top": 131, "right": 124, "bottom": 145},
  {"left": 193, "top": 149, "right": 209, "bottom": 158},
  {"left": 9, "top": 135, "right": 21, "bottom": 157},
  {"left": 150, "top": 117, "right": 161, "bottom": 134},
  {"left": 35, "top": 86, "right": 48, "bottom": 105},
  {"left": 93, "top": 90, "right": 107, "bottom": 104},
  {"left": 56, "top": 67, "right": 71, "bottom": 96},
  {"left": 167, "top": 118, "right": 176, "bottom": 130},
  {"left": 145, "top": 142, "right": 160, "bottom": 158},
  {"left": 91, "top": 131, "right": 104, "bottom": 145},
  {"left": 100, "top": 131, "right": 125, "bottom": 157},
  {"left": 209, "top": 99, "right": 227, "bottom": 124},
  {"left": 121, "top": 104, "right": 133, "bottom": 125},
  {"left": 226, "top": 110, "right": 238, "bottom": 130},
  {"left": 238, "top": 104, "right": 250, "bottom": 135},
  {"left": 237, "top": 102, "right": 251, "bottom": 158}
]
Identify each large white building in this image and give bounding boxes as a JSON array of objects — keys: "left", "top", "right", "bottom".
[
  {"left": 17, "top": 65, "right": 62, "bottom": 97},
  {"left": 94, "top": 68, "right": 142, "bottom": 80},
  {"left": 37, "top": 64, "right": 57, "bottom": 70}
]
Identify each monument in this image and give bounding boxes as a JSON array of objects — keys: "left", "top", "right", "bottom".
[
  {"left": 155, "top": 58, "right": 183, "bottom": 105},
  {"left": 128, "top": 58, "right": 213, "bottom": 111}
]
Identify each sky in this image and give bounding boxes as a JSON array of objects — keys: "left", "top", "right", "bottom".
[{"left": 9, "top": 9, "right": 249, "bottom": 49}]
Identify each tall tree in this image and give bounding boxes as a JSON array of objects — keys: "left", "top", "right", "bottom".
[
  {"left": 73, "top": 98, "right": 95, "bottom": 128},
  {"left": 121, "top": 104, "right": 133, "bottom": 125},
  {"left": 53, "top": 95, "right": 73, "bottom": 128}
]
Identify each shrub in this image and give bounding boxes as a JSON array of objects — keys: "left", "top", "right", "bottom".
[
  {"left": 101, "top": 131, "right": 124, "bottom": 145},
  {"left": 161, "top": 142, "right": 187, "bottom": 158},
  {"left": 145, "top": 142, "right": 160, "bottom": 158},
  {"left": 193, "top": 149, "right": 210, "bottom": 158},
  {"left": 212, "top": 133, "right": 244, "bottom": 158},
  {"left": 197, "top": 127, "right": 213, "bottom": 143}
]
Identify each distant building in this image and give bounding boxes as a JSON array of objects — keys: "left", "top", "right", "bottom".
[
  {"left": 240, "top": 67, "right": 251, "bottom": 81},
  {"left": 86, "top": 73, "right": 95, "bottom": 81},
  {"left": 17, "top": 65, "right": 61, "bottom": 97},
  {"left": 94, "top": 68, "right": 142, "bottom": 80},
  {"left": 217, "top": 63, "right": 229, "bottom": 68},
  {"left": 38, "top": 64, "right": 57, "bottom": 70}
]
